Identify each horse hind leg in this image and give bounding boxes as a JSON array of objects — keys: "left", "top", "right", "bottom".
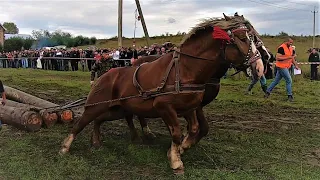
[
  {"left": 180, "top": 107, "right": 209, "bottom": 154},
  {"left": 60, "top": 104, "right": 107, "bottom": 155},
  {"left": 91, "top": 115, "right": 105, "bottom": 149},
  {"left": 138, "top": 116, "right": 156, "bottom": 141},
  {"left": 180, "top": 110, "right": 199, "bottom": 154},
  {"left": 125, "top": 114, "right": 141, "bottom": 143}
]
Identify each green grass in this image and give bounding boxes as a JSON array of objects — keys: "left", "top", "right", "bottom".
[{"left": 0, "top": 68, "right": 320, "bottom": 179}]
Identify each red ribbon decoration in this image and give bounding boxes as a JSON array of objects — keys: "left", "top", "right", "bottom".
[{"left": 212, "top": 26, "right": 231, "bottom": 42}]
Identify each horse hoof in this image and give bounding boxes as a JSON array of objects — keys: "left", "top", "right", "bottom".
[
  {"left": 179, "top": 147, "right": 185, "bottom": 155},
  {"left": 173, "top": 167, "right": 185, "bottom": 175},
  {"left": 131, "top": 136, "right": 142, "bottom": 144},
  {"left": 91, "top": 142, "right": 102, "bottom": 149},
  {"left": 59, "top": 148, "right": 69, "bottom": 155},
  {"left": 145, "top": 132, "right": 156, "bottom": 140}
]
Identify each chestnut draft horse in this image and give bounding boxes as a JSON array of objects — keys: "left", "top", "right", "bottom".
[
  {"left": 124, "top": 13, "right": 271, "bottom": 146},
  {"left": 60, "top": 15, "right": 264, "bottom": 174}
]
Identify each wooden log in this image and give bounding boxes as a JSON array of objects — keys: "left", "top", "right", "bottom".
[
  {"left": 57, "top": 110, "right": 75, "bottom": 124},
  {"left": 4, "top": 85, "right": 74, "bottom": 124},
  {"left": 5, "top": 99, "right": 58, "bottom": 128},
  {"left": 0, "top": 105, "right": 42, "bottom": 132},
  {"left": 4, "top": 85, "right": 58, "bottom": 108}
]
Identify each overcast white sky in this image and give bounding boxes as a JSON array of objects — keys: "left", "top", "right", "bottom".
[{"left": 0, "top": 0, "right": 319, "bottom": 39}]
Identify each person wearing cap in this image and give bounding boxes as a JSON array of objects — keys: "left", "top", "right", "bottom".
[{"left": 90, "top": 50, "right": 114, "bottom": 86}]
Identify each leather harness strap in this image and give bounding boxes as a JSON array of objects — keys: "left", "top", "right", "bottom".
[
  {"left": 158, "top": 53, "right": 176, "bottom": 91},
  {"left": 132, "top": 64, "right": 144, "bottom": 94},
  {"left": 174, "top": 51, "right": 180, "bottom": 93},
  {"left": 132, "top": 51, "right": 206, "bottom": 100}
]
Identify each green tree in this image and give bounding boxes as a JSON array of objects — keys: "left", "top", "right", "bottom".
[
  {"left": 3, "top": 22, "right": 19, "bottom": 34},
  {"left": 31, "top": 29, "right": 96, "bottom": 47},
  {"left": 23, "top": 38, "right": 34, "bottom": 50},
  {"left": 31, "top": 29, "right": 51, "bottom": 39},
  {"left": 83, "top": 37, "right": 90, "bottom": 45},
  {"left": 74, "top": 36, "right": 85, "bottom": 46},
  {"left": 4, "top": 37, "right": 24, "bottom": 51},
  {"left": 65, "top": 37, "right": 75, "bottom": 47},
  {"left": 90, "top": 37, "right": 97, "bottom": 45},
  {"left": 278, "top": 31, "right": 289, "bottom": 37}
]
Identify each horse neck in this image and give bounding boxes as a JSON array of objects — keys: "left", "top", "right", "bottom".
[{"left": 179, "top": 34, "right": 224, "bottom": 84}]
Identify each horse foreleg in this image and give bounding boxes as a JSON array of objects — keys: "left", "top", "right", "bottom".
[
  {"left": 154, "top": 102, "right": 184, "bottom": 175},
  {"left": 60, "top": 105, "right": 107, "bottom": 155},
  {"left": 138, "top": 116, "right": 156, "bottom": 141},
  {"left": 180, "top": 110, "right": 199, "bottom": 154},
  {"left": 125, "top": 114, "right": 140, "bottom": 142},
  {"left": 194, "top": 107, "right": 209, "bottom": 144}
]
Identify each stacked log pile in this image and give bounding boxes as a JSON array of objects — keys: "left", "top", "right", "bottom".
[{"left": 1, "top": 85, "right": 78, "bottom": 132}]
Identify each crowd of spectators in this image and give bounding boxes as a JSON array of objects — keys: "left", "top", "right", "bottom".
[{"left": 0, "top": 42, "right": 174, "bottom": 71}]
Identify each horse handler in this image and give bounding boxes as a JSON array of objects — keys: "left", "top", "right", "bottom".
[
  {"left": 264, "top": 38, "right": 300, "bottom": 102},
  {"left": 90, "top": 50, "right": 114, "bottom": 86}
]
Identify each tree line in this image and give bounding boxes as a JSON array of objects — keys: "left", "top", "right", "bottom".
[{"left": 1, "top": 22, "right": 97, "bottom": 52}]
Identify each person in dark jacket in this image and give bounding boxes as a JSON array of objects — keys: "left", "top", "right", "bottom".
[
  {"left": 0, "top": 80, "right": 6, "bottom": 130},
  {"left": 70, "top": 48, "right": 80, "bottom": 71},
  {"left": 90, "top": 50, "right": 114, "bottom": 86},
  {"left": 85, "top": 49, "right": 94, "bottom": 71},
  {"left": 265, "top": 51, "right": 276, "bottom": 79},
  {"left": 308, "top": 48, "right": 320, "bottom": 80}
]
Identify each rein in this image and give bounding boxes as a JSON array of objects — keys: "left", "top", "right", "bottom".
[{"left": 174, "top": 50, "right": 216, "bottom": 62}]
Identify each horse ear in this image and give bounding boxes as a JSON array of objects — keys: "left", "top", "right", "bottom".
[{"left": 223, "top": 13, "right": 231, "bottom": 21}]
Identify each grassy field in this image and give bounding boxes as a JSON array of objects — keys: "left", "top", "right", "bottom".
[{"left": 0, "top": 68, "right": 320, "bottom": 180}]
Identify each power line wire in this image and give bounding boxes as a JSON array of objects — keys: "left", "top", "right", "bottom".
[
  {"left": 247, "top": 0, "right": 311, "bottom": 12},
  {"left": 282, "top": 0, "right": 318, "bottom": 8},
  {"left": 260, "top": 0, "right": 317, "bottom": 10}
]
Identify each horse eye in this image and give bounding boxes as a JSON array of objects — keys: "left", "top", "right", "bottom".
[{"left": 240, "top": 38, "right": 247, "bottom": 42}]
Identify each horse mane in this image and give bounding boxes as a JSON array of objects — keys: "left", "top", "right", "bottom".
[{"left": 180, "top": 16, "right": 252, "bottom": 45}]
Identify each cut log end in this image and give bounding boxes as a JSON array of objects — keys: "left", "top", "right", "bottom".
[
  {"left": 59, "top": 110, "right": 74, "bottom": 123},
  {"left": 40, "top": 110, "right": 58, "bottom": 128},
  {"left": 22, "top": 111, "right": 43, "bottom": 132}
]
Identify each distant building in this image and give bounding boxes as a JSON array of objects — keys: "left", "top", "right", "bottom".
[
  {"left": 0, "top": 23, "right": 6, "bottom": 47},
  {"left": 4, "top": 34, "right": 33, "bottom": 40}
]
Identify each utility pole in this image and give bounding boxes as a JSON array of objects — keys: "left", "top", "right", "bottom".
[
  {"left": 118, "top": 0, "right": 123, "bottom": 47},
  {"left": 312, "top": 6, "right": 318, "bottom": 48},
  {"left": 135, "top": 0, "right": 151, "bottom": 46}
]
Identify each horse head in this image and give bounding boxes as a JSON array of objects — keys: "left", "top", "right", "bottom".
[
  {"left": 225, "top": 13, "right": 271, "bottom": 78},
  {"left": 219, "top": 14, "right": 264, "bottom": 79}
]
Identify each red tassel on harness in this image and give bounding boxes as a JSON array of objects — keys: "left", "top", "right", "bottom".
[{"left": 212, "top": 26, "right": 231, "bottom": 42}]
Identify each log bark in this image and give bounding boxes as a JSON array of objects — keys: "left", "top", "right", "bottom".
[
  {"left": 4, "top": 85, "right": 58, "bottom": 108},
  {"left": 4, "top": 85, "right": 74, "bottom": 123},
  {"left": 0, "top": 105, "right": 42, "bottom": 132},
  {"left": 5, "top": 99, "right": 58, "bottom": 128}
]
